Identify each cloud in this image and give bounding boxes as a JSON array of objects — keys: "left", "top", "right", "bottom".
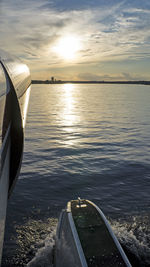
[
  {"left": 77, "top": 72, "right": 147, "bottom": 81},
  {"left": 78, "top": 73, "right": 111, "bottom": 81},
  {"left": 0, "top": 0, "right": 150, "bottom": 79}
]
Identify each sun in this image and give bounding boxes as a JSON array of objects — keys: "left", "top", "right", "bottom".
[{"left": 53, "top": 35, "right": 81, "bottom": 60}]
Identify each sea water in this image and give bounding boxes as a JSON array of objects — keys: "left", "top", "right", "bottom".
[{"left": 2, "top": 84, "right": 150, "bottom": 266}]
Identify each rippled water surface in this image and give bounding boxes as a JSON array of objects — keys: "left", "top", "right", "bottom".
[{"left": 2, "top": 84, "right": 150, "bottom": 266}]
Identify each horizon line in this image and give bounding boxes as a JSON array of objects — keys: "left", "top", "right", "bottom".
[{"left": 32, "top": 80, "right": 150, "bottom": 85}]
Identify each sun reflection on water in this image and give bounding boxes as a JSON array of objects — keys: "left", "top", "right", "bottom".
[
  {"left": 59, "top": 84, "right": 80, "bottom": 147},
  {"left": 61, "top": 84, "right": 78, "bottom": 130},
  {"left": 36, "top": 83, "right": 82, "bottom": 148}
]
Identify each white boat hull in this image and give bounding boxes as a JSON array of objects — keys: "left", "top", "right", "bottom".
[
  {"left": 55, "top": 199, "right": 131, "bottom": 267},
  {"left": 0, "top": 50, "right": 31, "bottom": 265}
]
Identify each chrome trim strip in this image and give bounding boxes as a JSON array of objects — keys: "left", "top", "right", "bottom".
[
  {"left": 0, "top": 131, "right": 10, "bottom": 264},
  {"left": 68, "top": 211, "right": 88, "bottom": 267},
  {"left": 0, "top": 124, "right": 11, "bottom": 176}
]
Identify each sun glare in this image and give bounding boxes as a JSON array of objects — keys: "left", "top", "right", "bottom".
[{"left": 53, "top": 35, "right": 81, "bottom": 60}]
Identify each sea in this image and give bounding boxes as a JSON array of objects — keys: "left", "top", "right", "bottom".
[{"left": 1, "top": 83, "right": 150, "bottom": 266}]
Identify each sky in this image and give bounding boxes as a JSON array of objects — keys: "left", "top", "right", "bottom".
[{"left": 0, "top": 0, "right": 150, "bottom": 80}]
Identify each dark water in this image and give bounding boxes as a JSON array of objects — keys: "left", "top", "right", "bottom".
[{"left": 2, "top": 84, "right": 150, "bottom": 266}]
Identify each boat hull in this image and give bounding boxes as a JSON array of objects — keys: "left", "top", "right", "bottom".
[
  {"left": 0, "top": 50, "right": 31, "bottom": 264},
  {"left": 55, "top": 199, "right": 131, "bottom": 267}
]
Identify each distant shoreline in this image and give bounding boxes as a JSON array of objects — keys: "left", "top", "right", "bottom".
[{"left": 32, "top": 80, "right": 150, "bottom": 85}]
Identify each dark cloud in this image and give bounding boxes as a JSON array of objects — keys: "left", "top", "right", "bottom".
[
  {"left": 41, "top": 0, "right": 122, "bottom": 11},
  {"left": 78, "top": 72, "right": 111, "bottom": 81},
  {"left": 122, "top": 72, "right": 135, "bottom": 80}
]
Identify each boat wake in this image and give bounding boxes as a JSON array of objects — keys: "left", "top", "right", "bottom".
[
  {"left": 15, "top": 218, "right": 57, "bottom": 267},
  {"left": 110, "top": 214, "right": 150, "bottom": 267},
  {"left": 3, "top": 214, "right": 149, "bottom": 266},
  {"left": 25, "top": 214, "right": 149, "bottom": 267},
  {"left": 26, "top": 230, "right": 55, "bottom": 267}
]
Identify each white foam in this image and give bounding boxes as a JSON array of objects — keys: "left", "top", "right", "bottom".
[
  {"left": 27, "top": 225, "right": 56, "bottom": 267},
  {"left": 110, "top": 215, "right": 150, "bottom": 265}
]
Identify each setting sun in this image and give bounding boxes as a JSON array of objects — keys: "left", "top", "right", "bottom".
[{"left": 53, "top": 35, "right": 81, "bottom": 60}]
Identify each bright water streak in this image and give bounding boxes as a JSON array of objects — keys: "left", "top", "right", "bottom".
[{"left": 2, "top": 84, "right": 150, "bottom": 266}]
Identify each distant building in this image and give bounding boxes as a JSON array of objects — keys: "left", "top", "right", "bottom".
[{"left": 51, "top": 76, "right": 54, "bottom": 82}]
